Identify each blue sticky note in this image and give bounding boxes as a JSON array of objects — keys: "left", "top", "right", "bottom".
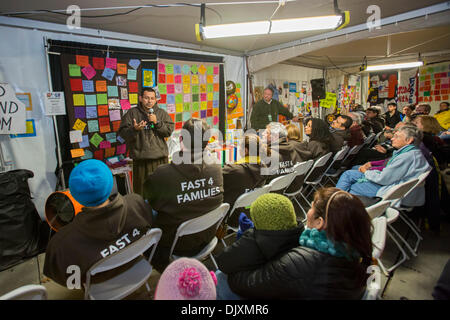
[
  {"left": 107, "top": 86, "right": 119, "bottom": 97},
  {"left": 79, "top": 135, "right": 89, "bottom": 148},
  {"left": 183, "top": 112, "right": 191, "bottom": 121},
  {"left": 128, "top": 59, "right": 141, "bottom": 70},
  {"left": 206, "top": 117, "right": 213, "bottom": 127},
  {"left": 85, "top": 95, "right": 97, "bottom": 106},
  {"left": 102, "top": 68, "right": 115, "bottom": 81},
  {"left": 81, "top": 149, "right": 93, "bottom": 160},
  {"left": 106, "top": 132, "right": 117, "bottom": 143},
  {"left": 86, "top": 106, "right": 97, "bottom": 118},
  {"left": 158, "top": 104, "right": 167, "bottom": 111},
  {"left": 174, "top": 65, "right": 182, "bottom": 74},
  {"left": 213, "top": 100, "right": 219, "bottom": 108},
  {"left": 213, "top": 92, "right": 220, "bottom": 100},
  {"left": 167, "top": 95, "right": 175, "bottom": 104},
  {"left": 182, "top": 65, "right": 190, "bottom": 74},
  {"left": 117, "top": 135, "right": 125, "bottom": 144},
  {"left": 82, "top": 80, "right": 94, "bottom": 92},
  {"left": 127, "top": 69, "right": 137, "bottom": 80},
  {"left": 88, "top": 120, "right": 99, "bottom": 132}
]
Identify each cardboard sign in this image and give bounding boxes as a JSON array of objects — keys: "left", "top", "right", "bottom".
[{"left": 0, "top": 83, "right": 26, "bottom": 134}]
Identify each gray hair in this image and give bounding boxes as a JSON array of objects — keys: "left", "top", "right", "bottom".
[
  {"left": 267, "top": 122, "right": 287, "bottom": 140},
  {"left": 348, "top": 112, "right": 362, "bottom": 125},
  {"left": 397, "top": 124, "right": 423, "bottom": 146}
]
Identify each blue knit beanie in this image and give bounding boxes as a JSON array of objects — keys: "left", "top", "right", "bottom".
[{"left": 69, "top": 159, "right": 113, "bottom": 207}]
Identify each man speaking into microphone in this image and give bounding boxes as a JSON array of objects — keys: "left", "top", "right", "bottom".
[{"left": 119, "top": 88, "right": 174, "bottom": 196}]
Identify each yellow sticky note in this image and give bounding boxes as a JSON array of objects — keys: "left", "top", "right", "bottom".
[
  {"left": 176, "top": 103, "right": 183, "bottom": 112},
  {"left": 183, "top": 75, "right": 191, "bottom": 84},
  {"left": 73, "top": 94, "right": 85, "bottom": 106},
  {"left": 183, "top": 84, "right": 190, "bottom": 93},
  {"left": 73, "top": 119, "right": 87, "bottom": 132},
  {"left": 129, "top": 93, "right": 138, "bottom": 104},
  {"left": 201, "top": 101, "right": 207, "bottom": 110},
  {"left": 200, "top": 84, "right": 207, "bottom": 93},
  {"left": 207, "top": 92, "right": 214, "bottom": 101},
  {"left": 71, "top": 148, "right": 85, "bottom": 158},
  {"left": 213, "top": 108, "right": 219, "bottom": 116},
  {"left": 207, "top": 75, "right": 214, "bottom": 83},
  {"left": 191, "top": 75, "right": 199, "bottom": 84}
]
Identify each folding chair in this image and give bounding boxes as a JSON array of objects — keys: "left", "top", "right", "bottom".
[
  {"left": 303, "top": 152, "right": 333, "bottom": 199},
  {"left": 221, "top": 185, "right": 271, "bottom": 247},
  {"left": 323, "top": 146, "right": 350, "bottom": 186},
  {"left": 84, "top": 228, "right": 162, "bottom": 300},
  {"left": 340, "top": 143, "right": 364, "bottom": 170},
  {"left": 267, "top": 170, "right": 297, "bottom": 193},
  {"left": 283, "top": 160, "right": 314, "bottom": 220},
  {"left": 0, "top": 285, "right": 47, "bottom": 300},
  {"left": 363, "top": 133, "right": 376, "bottom": 147},
  {"left": 369, "top": 131, "right": 383, "bottom": 148},
  {"left": 362, "top": 265, "right": 382, "bottom": 300},
  {"left": 169, "top": 203, "right": 230, "bottom": 270}
]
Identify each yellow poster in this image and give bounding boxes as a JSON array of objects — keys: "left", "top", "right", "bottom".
[
  {"left": 143, "top": 69, "right": 154, "bottom": 87},
  {"left": 319, "top": 92, "right": 337, "bottom": 109}
]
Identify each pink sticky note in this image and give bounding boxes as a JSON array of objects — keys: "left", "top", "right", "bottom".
[
  {"left": 175, "top": 84, "right": 183, "bottom": 93},
  {"left": 200, "top": 93, "right": 207, "bottom": 101},
  {"left": 109, "top": 109, "right": 121, "bottom": 121},
  {"left": 175, "top": 75, "right": 182, "bottom": 83},
  {"left": 442, "top": 84, "right": 449, "bottom": 89},
  {"left": 81, "top": 65, "right": 96, "bottom": 80},
  {"left": 158, "top": 63, "right": 166, "bottom": 74},
  {"left": 99, "top": 141, "right": 111, "bottom": 149},
  {"left": 167, "top": 84, "right": 175, "bottom": 94},
  {"left": 120, "top": 99, "right": 131, "bottom": 110},
  {"left": 105, "top": 58, "right": 117, "bottom": 70},
  {"left": 213, "top": 66, "right": 219, "bottom": 74},
  {"left": 116, "top": 144, "right": 127, "bottom": 155}
]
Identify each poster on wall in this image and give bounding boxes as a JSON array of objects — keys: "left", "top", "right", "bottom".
[
  {"left": 397, "top": 69, "right": 417, "bottom": 108},
  {"left": 418, "top": 62, "right": 450, "bottom": 109},
  {"left": 0, "top": 83, "right": 27, "bottom": 134},
  {"left": 44, "top": 92, "right": 66, "bottom": 115},
  {"left": 368, "top": 72, "right": 398, "bottom": 107},
  {"left": 157, "top": 58, "right": 221, "bottom": 130},
  {"left": 61, "top": 54, "right": 142, "bottom": 161}
]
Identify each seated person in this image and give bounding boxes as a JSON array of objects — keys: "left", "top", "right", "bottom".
[
  {"left": 215, "top": 193, "right": 304, "bottom": 300},
  {"left": 219, "top": 188, "right": 372, "bottom": 300},
  {"left": 293, "top": 117, "right": 331, "bottom": 161},
  {"left": 347, "top": 112, "right": 366, "bottom": 147},
  {"left": 363, "top": 107, "right": 385, "bottom": 134},
  {"left": 402, "top": 104, "right": 415, "bottom": 123},
  {"left": 44, "top": 159, "right": 153, "bottom": 287},
  {"left": 383, "top": 102, "right": 402, "bottom": 130},
  {"left": 336, "top": 125, "right": 431, "bottom": 206},
  {"left": 434, "top": 102, "right": 450, "bottom": 130},
  {"left": 413, "top": 115, "right": 448, "bottom": 168},
  {"left": 413, "top": 104, "right": 431, "bottom": 116},
  {"left": 154, "top": 257, "right": 217, "bottom": 300},
  {"left": 329, "top": 114, "right": 352, "bottom": 153},
  {"left": 222, "top": 134, "right": 267, "bottom": 227},
  {"left": 143, "top": 118, "right": 223, "bottom": 272}
]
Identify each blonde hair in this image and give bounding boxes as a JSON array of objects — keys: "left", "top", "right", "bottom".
[
  {"left": 285, "top": 124, "right": 302, "bottom": 142},
  {"left": 416, "top": 115, "right": 444, "bottom": 135}
]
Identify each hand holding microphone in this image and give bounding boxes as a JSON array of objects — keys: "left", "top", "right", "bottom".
[{"left": 147, "top": 108, "right": 157, "bottom": 129}]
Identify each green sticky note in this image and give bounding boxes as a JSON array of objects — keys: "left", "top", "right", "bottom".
[
  {"left": 206, "top": 66, "right": 214, "bottom": 75},
  {"left": 192, "top": 94, "right": 199, "bottom": 102},
  {"left": 192, "top": 102, "right": 199, "bottom": 111},
  {"left": 127, "top": 69, "right": 137, "bottom": 80},
  {"left": 175, "top": 94, "right": 183, "bottom": 104},
  {"left": 69, "top": 64, "right": 81, "bottom": 77},
  {"left": 236, "top": 92, "right": 241, "bottom": 98},
  {"left": 424, "top": 91, "right": 430, "bottom": 97},
  {"left": 90, "top": 132, "right": 103, "bottom": 147},
  {"left": 183, "top": 103, "right": 191, "bottom": 112},
  {"left": 207, "top": 84, "right": 214, "bottom": 92},
  {"left": 192, "top": 85, "right": 199, "bottom": 94},
  {"left": 432, "top": 80, "right": 435, "bottom": 85},
  {"left": 236, "top": 83, "right": 241, "bottom": 88},
  {"left": 191, "top": 64, "right": 198, "bottom": 74},
  {"left": 97, "top": 93, "right": 108, "bottom": 105},
  {"left": 175, "top": 113, "right": 182, "bottom": 122},
  {"left": 88, "top": 120, "right": 99, "bottom": 133},
  {"left": 85, "top": 94, "right": 97, "bottom": 106},
  {"left": 107, "top": 86, "right": 118, "bottom": 97},
  {"left": 166, "top": 64, "right": 174, "bottom": 74},
  {"left": 158, "top": 84, "right": 167, "bottom": 94},
  {"left": 213, "top": 92, "right": 220, "bottom": 100},
  {"left": 420, "top": 76, "right": 426, "bottom": 81}
]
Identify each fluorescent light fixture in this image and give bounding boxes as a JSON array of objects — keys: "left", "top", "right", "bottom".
[
  {"left": 365, "top": 61, "right": 424, "bottom": 71},
  {"left": 195, "top": 12, "right": 349, "bottom": 40}
]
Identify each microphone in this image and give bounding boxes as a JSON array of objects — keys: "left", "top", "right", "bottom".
[{"left": 147, "top": 108, "right": 155, "bottom": 129}]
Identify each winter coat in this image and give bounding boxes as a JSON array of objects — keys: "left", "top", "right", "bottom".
[
  {"left": 290, "top": 139, "right": 329, "bottom": 161},
  {"left": 329, "top": 129, "right": 350, "bottom": 153},
  {"left": 384, "top": 110, "right": 402, "bottom": 128},
  {"left": 250, "top": 99, "right": 294, "bottom": 130},
  {"left": 348, "top": 125, "right": 365, "bottom": 147}
]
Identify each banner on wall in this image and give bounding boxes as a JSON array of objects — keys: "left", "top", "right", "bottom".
[
  {"left": 368, "top": 72, "right": 398, "bottom": 106},
  {"left": 397, "top": 69, "right": 417, "bottom": 108},
  {"left": 0, "top": 83, "right": 26, "bottom": 134}
]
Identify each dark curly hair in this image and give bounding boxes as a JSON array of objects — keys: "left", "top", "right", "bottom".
[{"left": 305, "top": 117, "right": 332, "bottom": 143}]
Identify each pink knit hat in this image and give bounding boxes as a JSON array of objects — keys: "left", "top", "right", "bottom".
[{"left": 154, "top": 258, "right": 217, "bottom": 300}]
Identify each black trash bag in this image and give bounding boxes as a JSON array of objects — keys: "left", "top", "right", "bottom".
[{"left": 0, "top": 169, "right": 50, "bottom": 271}]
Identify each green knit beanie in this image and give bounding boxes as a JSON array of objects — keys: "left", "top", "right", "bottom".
[{"left": 250, "top": 193, "right": 297, "bottom": 231}]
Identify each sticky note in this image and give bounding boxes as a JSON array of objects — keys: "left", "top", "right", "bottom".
[
  {"left": 213, "top": 75, "right": 219, "bottom": 83},
  {"left": 109, "top": 109, "right": 121, "bottom": 121},
  {"left": 201, "top": 93, "right": 207, "bottom": 101},
  {"left": 100, "top": 124, "right": 111, "bottom": 134},
  {"left": 191, "top": 65, "right": 198, "bottom": 74},
  {"left": 85, "top": 95, "right": 97, "bottom": 106},
  {"left": 71, "top": 148, "right": 85, "bottom": 158},
  {"left": 207, "top": 75, "right": 214, "bottom": 84},
  {"left": 81, "top": 149, "right": 93, "bottom": 160},
  {"left": 116, "top": 76, "right": 127, "bottom": 87},
  {"left": 73, "top": 119, "right": 87, "bottom": 132},
  {"left": 129, "top": 59, "right": 140, "bottom": 70},
  {"left": 105, "top": 147, "right": 116, "bottom": 158},
  {"left": 94, "top": 150, "right": 104, "bottom": 160},
  {"left": 175, "top": 94, "right": 183, "bottom": 104},
  {"left": 207, "top": 101, "right": 213, "bottom": 109},
  {"left": 175, "top": 84, "right": 183, "bottom": 94},
  {"left": 105, "top": 57, "right": 117, "bottom": 69},
  {"left": 214, "top": 83, "right": 219, "bottom": 92},
  {"left": 173, "top": 75, "right": 181, "bottom": 84},
  {"left": 192, "top": 102, "right": 199, "bottom": 111},
  {"left": 167, "top": 95, "right": 175, "bottom": 104},
  {"left": 207, "top": 84, "right": 214, "bottom": 92},
  {"left": 183, "top": 112, "right": 191, "bottom": 121},
  {"left": 127, "top": 69, "right": 137, "bottom": 80},
  {"left": 82, "top": 80, "right": 94, "bottom": 93},
  {"left": 69, "top": 64, "right": 81, "bottom": 77},
  {"left": 199, "top": 75, "right": 207, "bottom": 83},
  {"left": 120, "top": 88, "right": 128, "bottom": 100},
  {"left": 107, "top": 86, "right": 119, "bottom": 97},
  {"left": 175, "top": 122, "right": 183, "bottom": 129},
  {"left": 166, "top": 74, "right": 174, "bottom": 84},
  {"left": 158, "top": 74, "right": 166, "bottom": 83},
  {"left": 200, "top": 84, "right": 207, "bottom": 93},
  {"left": 213, "top": 92, "right": 219, "bottom": 100},
  {"left": 102, "top": 68, "right": 115, "bottom": 81},
  {"left": 90, "top": 132, "right": 103, "bottom": 147},
  {"left": 200, "top": 110, "right": 207, "bottom": 118},
  {"left": 213, "top": 100, "right": 219, "bottom": 108},
  {"left": 116, "top": 144, "right": 127, "bottom": 155},
  {"left": 120, "top": 99, "right": 131, "bottom": 110},
  {"left": 183, "top": 84, "right": 190, "bottom": 94},
  {"left": 158, "top": 63, "right": 166, "bottom": 74},
  {"left": 158, "top": 84, "right": 167, "bottom": 94},
  {"left": 167, "top": 104, "right": 176, "bottom": 113},
  {"left": 166, "top": 64, "right": 174, "bottom": 74},
  {"left": 79, "top": 134, "right": 89, "bottom": 148},
  {"left": 129, "top": 93, "right": 138, "bottom": 104},
  {"left": 183, "top": 94, "right": 191, "bottom": 103},
  {"left": 201, "top": 101, "right": 207, "bottom": 110},
  {"left": 86, "top": 106, "right": 98, "bottom": 118},
  {"left": 182, "top": 65, "right": 190, "bottom": 74},
  {"left": 70, "top": 78, "right": 83, "bottom": 92},
  {"left": 158, "top": 104, "right": 166, "bottom": 111},
  {"left": 106, "top": 132, "right": 117, "bottom": 143},
  {"left": 213, "top": 116, "right": 219, "bottom": 125},
  {"left": 208, "top": 93, "right": 214, "bottom": 101},
  {"left": 99, "top": 140, "right": 111, "bottom": 149},
  {"left": 167, "top": 84, "right": 175, "bottom": 94},
  {"left": 183, "top": 75, "right": 190, "bottom": 84},
  {"left": 129, "top": 81, "right": 138, "bottom": 93},
  {"left": 88, "top": 120, "right": 99, "bottom": 133},
  {"left": 183, "top": 103, "right": 191, "bottom": 112},
  {"left": 192, "top": 94, "right": 199, "bottom": 102},
  {"left": 73, "top": 94, "right": 85, "bottom": 106},
  {"left": 92, "top": 57, "right": 105, "bottom": 70},
  {"left": 74, "top": 107, "right": 86, "bottom": 119},
  {"left": 198, "top": 65, "right": 206, "bottom": 75},
  {"left": 82, "top": 65, "right": 96, "bottom": 80},
  {"left": 117, "top": 63, "right": 127, "bottom": 74},
  {"left": 213, "top": 107, "right": 219, "bottom": 116},
  {"left": 192, "top": 86, "right": 199, "bottom": 94},
  {"left": 213, "top": 66, "right": 219, "bottom": 74},
  {"left": 174, "top": 65, "right": 182, "bottom": 74},
  {"left": 206, "top": 117, "right": 213, "bottom": 127},
  {"left": 207, "top": 66, "right": 214, "bottom": 75},
  {"left": 69, "top": 130, "right": 83, "bottom": 143},
  {"left": 176, "top": 103, "right": 183, "bottom": 113},
  {"left": 175, "top": 113, "right": 182, "bottom": 122},
  {"left": 191, "top": 75, "right": 199, "bottom": 84},
  {"left": 192, "top": 112, "right": 199, "bottom": 118},
  {"left": 159, "top": 94, "right": 167, "bottom": 104},
  {"left": 76, "top": 55, "right": 89, "bottom": 67},
  {"left": 96, "top": 81, "right": 107, "bottom": 92}
]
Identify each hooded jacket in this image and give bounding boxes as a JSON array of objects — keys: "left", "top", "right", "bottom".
[
  {"left": 216, "top": 225, "right": 304, "bottom": 274},
  {"left": 269, "top": 138, "right": 304, "bottom": 177},
  {"left": 143, "top": 150, "right": 223, "bottom": 270},
  {"left": 43, "top": 193, "right": 152, "bottom": 287},
  {"left": 289, "top": 139, "right": 329, "bottom": 161},
  {"left": 118, "top": 104, "right": 174, "bottom": 160},
  {"left": 329, "top": 128, "right": 350, "bottom": 153},
  {"left": 349, "top": 124, "right": 365, "bottom": 147}
]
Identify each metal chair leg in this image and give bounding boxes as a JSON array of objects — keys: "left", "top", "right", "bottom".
[
  {"left": 388, "top": 224, "right": 417, "bottom": 258},
  {"left": 209, "top": 254, "right": 219, "bottom": 270},
  {"left": 385, "top": 229, "right": 410, "bottom": 273}
]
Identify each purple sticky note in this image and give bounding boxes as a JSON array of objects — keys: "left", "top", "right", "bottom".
[
  {"left": 200, "top": 110, "right": 207, "bottom": 118},
  {"left": 79, "top": 135, "right": 89, "bottom": 148},
  {"left": 82, "top": 80, "right": 94, "bottom": 92},
  {"left": 116, "top": 144, "right": 127, "bottom": 155},
  {"left": 99, "top": 141, "right": 112, "bottom": 149},
  {"left": 167, "top": 95, "right": 175, "bottom": 104},
  {"left": 102, "top": 68, "right": 115, "bottom": 81},
  {"left": 117, "top": 135, "right": 125, "bottom": 144},
  {"left": 105, "top": 57, "right": 117, "bottom": 69},
  {"left": 213, "top": 100, "right": 219, "bottom": 108},
  {"left": 120, "top": 99, "right": 131, "bottom": 110},
  {"left": 109, "top": 109, "right": 121, "bottom": 121},
  {"left": 167, "top": 84, "right": 175, "bottom": 94},
  {"left": 81, "top": 65, "right": 96, "bottom": 80},
  {"left": 74, "top": 107, "right": 86, "bottom": 119},
  {"left": 128, "top": 59, "right": 140, "bottom": 70},
  {"left": 86, "top": 106, "right": 97, "bottom": 119}
]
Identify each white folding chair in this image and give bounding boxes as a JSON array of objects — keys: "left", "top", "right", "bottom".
[
  {"left": 323, "top": 146, "right": 350, "bottom": 186},
  {"left": 366, "top": 200, "right": 391, "bottom": 220},
  {"left": 84, "top": 228, "right": 162, "bottom": 300},
  {"left": 0, "top": 285, "right": 48, "bottom": 300},
  {"left": 362, "top": 265, "right": 382, "bottom": 300},
  {"left": 267, "top": 170, "right": 297, "bottom": 193},
  {"left": 221, "top": 186, "right": 271, "bottom": 247},
  {"left": 169, "top": 203, "right": 230, "bottom": 270},
  {"left": 303, "top": 152, "right": 333, "bottom": 198},
  {"left": 283, "top": 160, "right": 314, "bottom": 220}
]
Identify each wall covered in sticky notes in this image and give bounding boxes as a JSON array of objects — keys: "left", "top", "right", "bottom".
[
  {"left": 418, "top": 62, "right": 450, "bottom": 113},
  {"left": 61, "top": 53, "right": 142, "bottom": 160}
]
